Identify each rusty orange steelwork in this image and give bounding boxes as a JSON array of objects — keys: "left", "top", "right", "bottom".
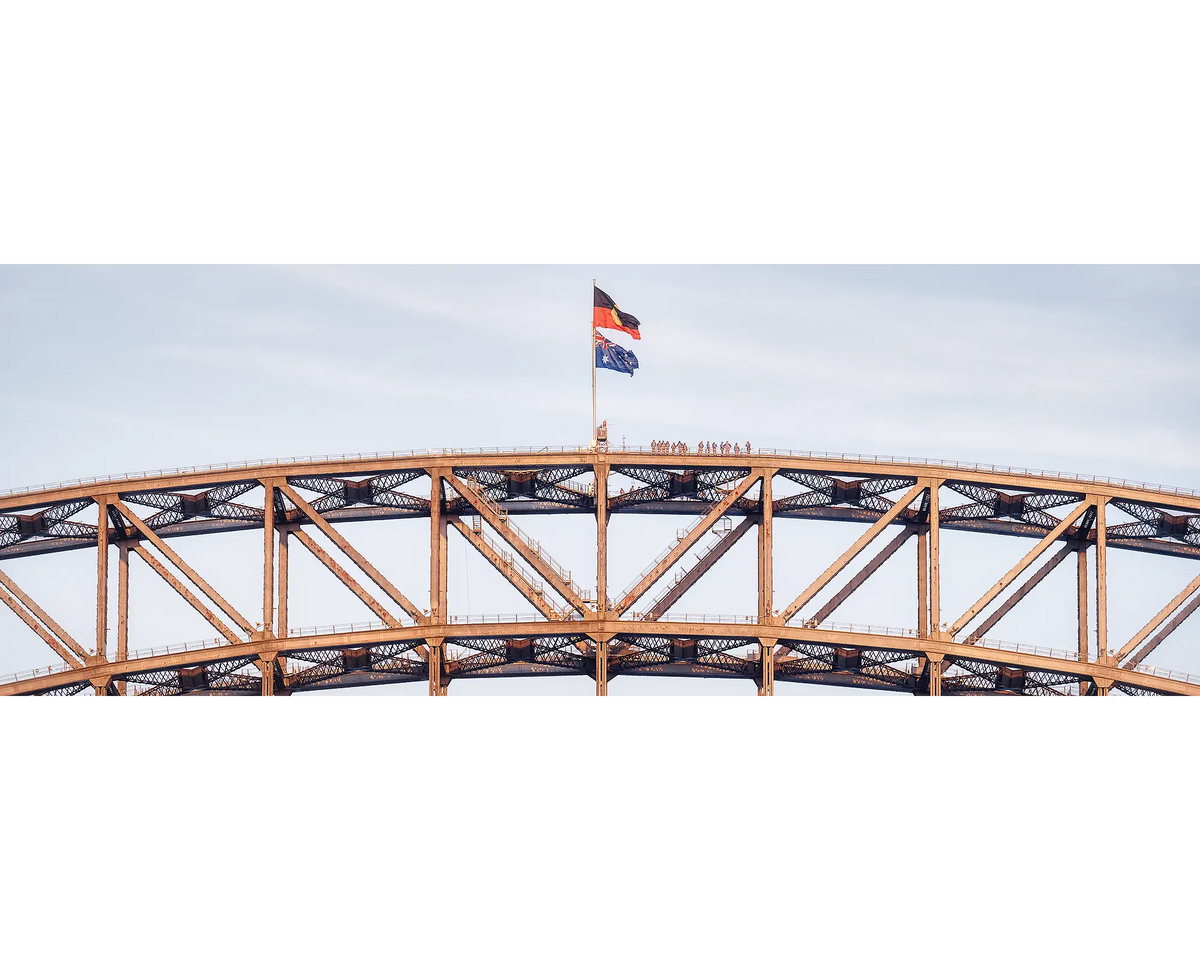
[{"left": 1, "top": 445, "right": 1198, "bottom": 696}]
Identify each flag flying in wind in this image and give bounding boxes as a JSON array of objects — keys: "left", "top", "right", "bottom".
[
  {"left": 595, "top": 332, "right": 639, "bottom": 376},
  {"left": 593, "top": 286, "right": 642, "bottom": 340}
]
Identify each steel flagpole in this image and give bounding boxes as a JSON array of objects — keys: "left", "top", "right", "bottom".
[{"left": 591, "top": 278, "right": 597, "bottom": 448}]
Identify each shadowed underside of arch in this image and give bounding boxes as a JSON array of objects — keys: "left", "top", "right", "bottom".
[{"left": 2, "top": 447, "right": 1198, "bottom": 697}]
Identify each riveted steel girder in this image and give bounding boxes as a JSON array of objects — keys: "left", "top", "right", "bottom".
[{"left": 2, "top": 448, "right": 1199, "bottom": 698}]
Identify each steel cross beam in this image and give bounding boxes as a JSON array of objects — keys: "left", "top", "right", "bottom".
[
  {"left": 962, "top": 543, "right": 1076, "bottom": 645},
  {"left": 1123, "top": 591, "right": 1200, "bottom": 669},
  {"left": 123, "top": 480, "right": 264, "bottom": 529},
  {"left": 443, "top": 472, "right": 589, "bottom": 616},
  {"left": 949, "top": 500, "right": 1092, "bottom": 638},
  {"left": 3, "top": 614, "right": 1199, "bottom": 696},
  {"left": 6, "top": 449, "right": 1200, "bottom": 697},
  {"left": 278, "top": 482, "right": 427, "bottom": 624},
  {"left": 128, "top": 544, "right": 244, "bottom": 645},
  {"left": 289, "top": 470, "right": 428, "bottom": 515},
  {"left": 113, "top": 500, "right": 255, "bottom": 634},
  {"left": 780, "top": 482, "right": 928, "bottom": 624},
  {"left": 291, "top": 528, "right": 402, "bottom": 628},
  {"left": 116, "top": 540, "right": 129, "bottom": 694},
  {"left": 809, "top": 523, "right": 919, "bottom": 625},
  {"left": 95, "top": 499, "right": 108, "bottom": 662},
  {"left": 612, "top": 471, "right": 763, "bottom": 617},
  {"left": 448, "top": 516, "right": 564, "bottom": 620},
  {"left": 1116, "top": 568, "right": 1200, "bottom": 665},
  {"left": 262, "top": 480, "right": 275, "bottom": 638},
  {"left": 596, "top": 463, "right": 609, "bottom": 614},
  {"left": 0, "top": 580, "right": 85, "bottom": 667},
  {"left": 759, "top": 470, "right": 773, "bottom": 626},
  {"left": 430, "top": 470, "right": 448, "bottom": 624},
  {"left": 0, "top": 567, "right": 91, "bottom": 664},
  {"left": 644, "top": 516, "right": 757, "bottom": 621},
  {"left": 278, "top": 529, "right": 289, "bottom": 639}
]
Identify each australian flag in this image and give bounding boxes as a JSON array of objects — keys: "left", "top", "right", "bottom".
[{"left": 595, "top": 332, "right": 639, "bottom": 376}]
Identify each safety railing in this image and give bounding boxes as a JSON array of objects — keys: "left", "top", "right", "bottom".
[
  {"left": 626, "top": 612, "right": 762, "bottom": 625},
  {"left": 1128, "top": 661, "right": 1200, "bottom": 686},
  {"left": 798, "top": 619, "right": 920, "bottom": 639},
  {"left": 966, "top": 635, "right": 1079, "bottom": 664},
  {"left": 558, "top": 478, "right": 594, "bottom": 497},
  {"left": 125, "top": 634, "right": 243, "bottom": 662},
  {"left": 643, "top": 518, "right": 736, "bottom": 612},
  {"left": 5, "top": 614, "right": 1200, "bottom": 690},
  {"left": 4, "top": 445, "right": 1197, "bottom": 503},
  {"left": 616, "top": 510, "right": 722, "bottom": 602},
  {"left": 0, "top": 660, "right": 86, "bottom": 684},
  {"left": 460, "top": 518, "right": 573, "bottom": 619},
  {"left": 950, "top": 635, "right": 1200, "bottom": 687},
  {"left": 459, "top": 475, "right": 578, "bottom": 588},
  {"left": 0, "top": 633, "right": 245, "bottom": 685},
  {"left": 285, "top": 620, "right": 394, "bottom": 638},
  {"left": 754, "top": 449, "right": 1200, "bottom": 500}
]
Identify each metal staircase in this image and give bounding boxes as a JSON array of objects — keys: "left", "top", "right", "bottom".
[
  {"left": 643, "top": 517, "right": 736, "bottom": 614},
  {"left": 458, "top": 476, "right": 591, "bottom": 616}
]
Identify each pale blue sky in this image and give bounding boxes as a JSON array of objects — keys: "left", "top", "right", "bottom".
[{"left": 0, "top": 266, "right": 1197, "bottom": 692}]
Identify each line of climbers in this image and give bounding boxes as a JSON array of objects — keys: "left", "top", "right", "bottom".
[{"left": 649, "top": 440, "right": 752, "bottom": 455}]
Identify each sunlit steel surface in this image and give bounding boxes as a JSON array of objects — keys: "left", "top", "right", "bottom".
[{"left": 2, "top": 446, "right": 1198, "bottom": 697}]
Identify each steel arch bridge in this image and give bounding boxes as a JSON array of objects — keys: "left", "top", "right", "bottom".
[{"left": 2, "top": 446, "right": 1199, "bottom": 697}]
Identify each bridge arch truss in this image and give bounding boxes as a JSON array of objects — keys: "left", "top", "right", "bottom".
[{"left": 2, "top": 447, "right": 1199, "bottom": 697}]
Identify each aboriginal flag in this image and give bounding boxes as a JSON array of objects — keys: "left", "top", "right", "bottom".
[
  {"left": 595, "top": 332, "right": 639, "bottom": 376},
  {"left": 593, "top": 286, "right": 642, "bottom": 340}
]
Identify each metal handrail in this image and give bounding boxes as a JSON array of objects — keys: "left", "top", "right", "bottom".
[
  {"left": 643, "top": 520, "right": 738, "bottom": 611},
  {"left": 4, "top": 614, "right": 1200, "bottom": 689},
  {"left": 459, "top": 475, "right": 577, "bottom": 586},
  {"left": 618, "top": 510, "right": 717, "bottom": 600},
  {"left": 460, "top": 521, "right": 573, "bottom": 619},
  {"left": 3, "top": 445, "right": 1197, "bottom": 502}
]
